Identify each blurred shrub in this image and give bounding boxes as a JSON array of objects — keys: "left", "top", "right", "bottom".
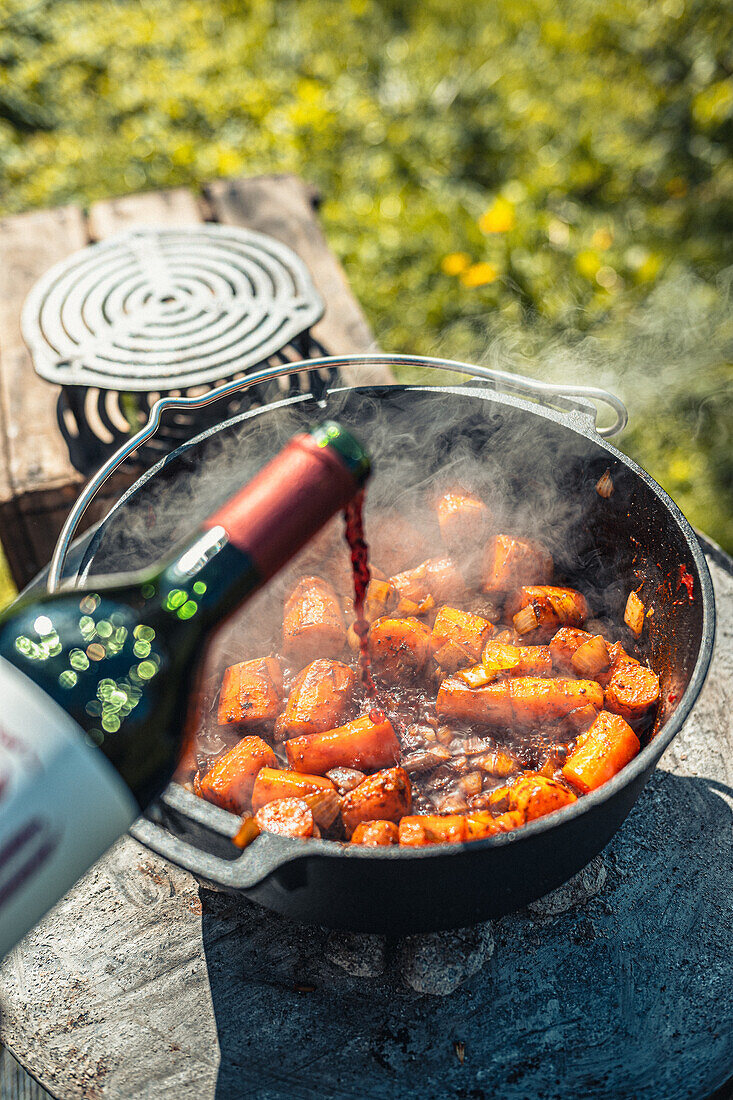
[{"left": 0, "top": 0, "right": 731, "bottom": 547}]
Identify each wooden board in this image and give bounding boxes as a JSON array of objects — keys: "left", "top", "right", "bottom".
[
  {"left": 0, "top": 179, "right": 387, "bottom": 589},
  {"left": 205, "top": 175, "right": 392, "bottom": 386},
  {"left": 87, "top": 188, "right": 205, "bottom": 241},
  {"left": 0, "top": 205, "right": 88, "bottom": 583},
  {"left": 1, "top": 546, "right": 730, "bottom": 1100}
]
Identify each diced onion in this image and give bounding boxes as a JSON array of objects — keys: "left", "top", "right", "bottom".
[
  {"left": 474, "top": 750, "right": 519, "bottom": 776},
  {"left": 459, "top": 771, "right": 483, "bottom": 796},
  {"left": 596, "top": 468, "right": 614, "bottom": 498},
  {"left": 232, "top": 816, "right": 261, "bottom": 849},
  {"left": 403, "top": 747, "right": 453, "bottom": 773},
  {"left": 571, "top": 634, "right": 610, "bottom": 677},
  {"left": 624, "top": 590, "right": 645, "bottom": 637},
  {"left": 302, "top": 788, "right": 342, "bottom": 829},
  {"left": 482, "top": 641, "right": 521, "bottom": 675},
  {"left": 456, "top": 663, "right": 492, "bottom": 688},
  {"left": 513, "top": 604, "right": 539, "bottom": 635},
  {"left": 435, "top": 725, "right": 455, "bottom": 746}
]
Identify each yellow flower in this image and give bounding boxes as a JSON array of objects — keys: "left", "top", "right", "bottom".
[
  {"left": 441, "top": 252, "right": 471, "bottom": 276},
  {"left": 460, "top": 262, "right": 500, "bottom": 288},
  {"left": 575, "top": 250, "right": 601, "bottom": 280},
  {"left": 591, "top": 227, "right": 613, "bottom": 251},
  {"left": 478, "top": 197, "right": 516, "bottom": 234}
]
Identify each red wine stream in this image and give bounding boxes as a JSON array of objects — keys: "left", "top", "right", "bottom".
[{"left": 343, "top": 491, "right": 378, "bottom": 698}]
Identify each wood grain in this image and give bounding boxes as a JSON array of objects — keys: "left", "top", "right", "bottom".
[
  {"left": 87, "top": 188, "right": 205, "bottom": 241},
  {"left": 1, "top": 549, "right": 730, "bottom": 1100},
  {"left": 205, "top": 174, "right": 393, "bottom": 386},
  {"left": 0, "top": 206, "right": 88, "bottom": 581}
]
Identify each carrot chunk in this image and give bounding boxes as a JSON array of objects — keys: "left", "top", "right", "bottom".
[
  {"left": 398, "top": 814, "right": 467, "bottom": 847},
  {"left": 482, "top": 535, "right": 553, "bottom": 597},
  {"left": 198, "top": 736, "right": 278, "bottom": 814},
  {"left": 280, "top": 659, "right": 356, "bottom": 737},
  {"left": 437, "top": 676, "right": 603, "bottom": 728},
  {"left": 341, "top": 767, "right": 412, "bottom": 838},
  {"left": 436, "top": 490, "right": 491, "bottom": 548},
  {"left": 549, "top": 627, "right": 596, "bottom": 670},
  {"left": 217, "top": 657, "right": 283, "bottom": 728},
  {"left": 431, "top": 606, "right": 494, "bottom": 671},
  {"left": 488, "top": 773, "right": 577, "bottom": 821},
  {"left": 254, "top": 798, "right": 314, "bottom": 838},
  {"left": 283, "top": 576, "right": 346, "bottom": 667},
  {"left": 391, "top": 557, "right": 466, "bottom": 605},
  {"left": 562, "top": 711, "right": 641, "bottom": 792},
  {"left": 482, "top": 641, "right": 552, "bottom": 679},
  {"left": 251, "top": 767, "right": 336, "bottom": 814},
  {"left": 350, "top": 820, "right": 399, "bottom": 846},
  {"left": 285, "top": 713, "right": 400, "bottom": 774},
  {"left": 464, "top": 811, "right": 502, "bottom": 840},
  {"left": 604, "top": 661, "right": 660, "bottom": 723},
  {"left": 368, "top": 616, "right": 432, "bottom": 682},
  {"left": 509, "top": 586, "right": 589, "bottom": 632}
]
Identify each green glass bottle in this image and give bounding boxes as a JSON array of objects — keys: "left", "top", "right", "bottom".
[{"left": 0, "top": 421, "right": 369, "bottom": 956}]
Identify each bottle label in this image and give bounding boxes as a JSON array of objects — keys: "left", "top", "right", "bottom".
[{"left": 0, "top": 658, "right": 137, "bottom": 958}]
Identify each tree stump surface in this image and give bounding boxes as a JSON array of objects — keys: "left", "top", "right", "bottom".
[{"left": 0, "top": 547, "right": 730, "bottom": 1100}]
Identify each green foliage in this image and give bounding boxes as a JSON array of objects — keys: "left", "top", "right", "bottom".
[{"left": 0, "top": 0, "right": 731, "bottom": 553}]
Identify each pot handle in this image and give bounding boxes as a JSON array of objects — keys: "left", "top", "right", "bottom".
[
  {"left": 129, "top": 787, "right": 314, "bottom": 888},
  {"left": 47, "top": 353, "right": 627, "bottom": 592}
]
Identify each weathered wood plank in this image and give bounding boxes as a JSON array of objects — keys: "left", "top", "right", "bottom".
[
  {"left": 205, "top": 174, "right": 393, "bottom": 386},
  {"left": 1, "top": 549, "right": 730, "bottom": 1100},
  {"left": 0, "top": 206, "right": 89, "bottom": 581},
  {"left": 87, "top": 188, "right": 205, "bottom": 241}
]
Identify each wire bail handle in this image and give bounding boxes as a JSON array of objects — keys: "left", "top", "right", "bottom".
[{"left": 47, "top": 353, "right": 628, "bottom": 592}]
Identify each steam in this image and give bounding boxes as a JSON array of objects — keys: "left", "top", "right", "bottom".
[
  {"left": 82, "top": 270, "right": 728, "bottom": 760},
  {"left": 434, "top": 269, "right": 733, "bottom": 438}
]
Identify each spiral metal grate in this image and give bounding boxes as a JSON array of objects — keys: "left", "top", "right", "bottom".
[{"left": 21, "top": 226, "right": 329, "bottom": 472}]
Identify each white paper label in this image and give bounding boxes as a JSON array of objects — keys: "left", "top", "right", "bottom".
[{"left": 0, "top": 657, "right": 137, "bottom": 957}]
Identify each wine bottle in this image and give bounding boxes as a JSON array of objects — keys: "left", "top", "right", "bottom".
[{"left": 0, "top": 420, "right": 370, "bottom": 956}]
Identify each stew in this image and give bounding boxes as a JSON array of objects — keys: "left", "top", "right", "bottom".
[{"left": 181, "top": 488, "right": 660, "bottom": 848}]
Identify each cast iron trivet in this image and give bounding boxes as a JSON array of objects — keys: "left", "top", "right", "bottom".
[{"left": 21, "top": 226, "right": 326, "bottom": 471}]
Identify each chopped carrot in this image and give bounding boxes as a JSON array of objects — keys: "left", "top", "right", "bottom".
[
  {"left": 217, "top": 657, "right": 283, "bottom": 728},
  {"left": 341, "top": 767, "right": 412, "bottom": 838},
  {"left": 280, "top": 659, "right": 356, "bottom": 737},
  {"left": 436, "top": 490, "right": 491, "bottom": 548},
  {"left": 482, "top": 535, "right": 553, "bottom": 597},
  {"left": 549, "top": 627, "right": 596, "bottom": 670},
  {"left": 398, "top": 814, "right": 467, "bottom": 847},
  {"left": 285, "top": 713, "right": 400, "bottom": 774},
  {"left": 251, "top": 767, "right": 336, "bottom": 814},
  {"left": 254, "top": 798, "right": 314, "bottom": 838},
  {"left": 509, "top": 586, "right": 589, "bottom": 632},
  {"left": 431, "top": 606, "right": 494, "bottom": 671},
  {"left": 562, "top": 710, "right": 641, "bottom": 793},
  {"left": 464, "top": 811, "right": 502, "bottom": 840},
  {"left": 391, "top": 557, "right": 466, "bottom": 604},
  {"left": 604, "top": 661, "right": 660, "bottom": 723},
  {"left": 232, "top": 816, "right": 261, "bottom": 849},
  {"left": 437, "top": 676, "right": 603, "bottom": 728},
  {"left": 283, "top": 576, "right": 346, "bottom": 667},
  {"left": 482, "top": 641, "right": 552, "bottom": 678},
  {"left": 368, "top": 616, "right": 432, "bottom": 682},
  {"left": 350, "top": 820, "right": 399, "bottom": 846},
  {"left": 488, "top": 773, "right": 577, "bottom": 821},
  {"left": 197, "top": 736, "right": 278, "bottom": 814}
]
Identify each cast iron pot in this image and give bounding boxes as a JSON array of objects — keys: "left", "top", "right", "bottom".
[{"left": 51, "top": 355, "right": 715, "bottom": 934}]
